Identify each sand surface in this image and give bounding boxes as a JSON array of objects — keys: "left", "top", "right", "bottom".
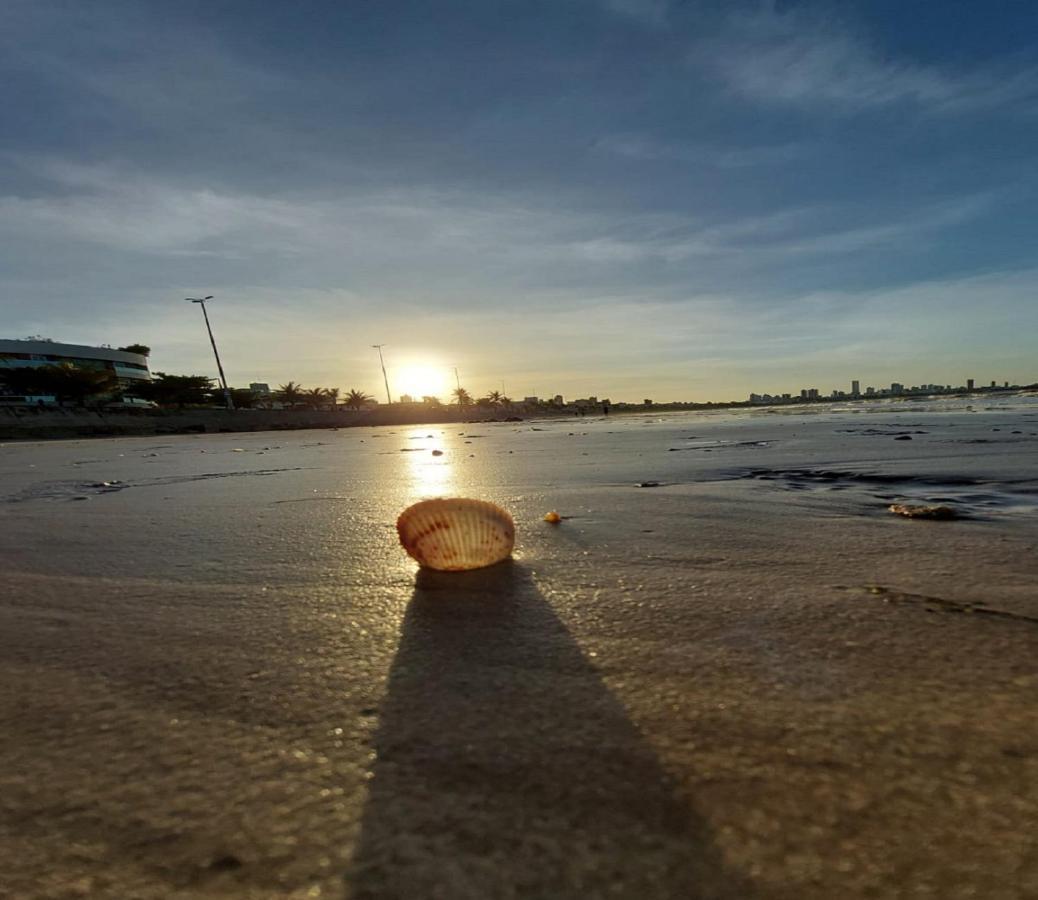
[{"left": 2, "top": 397, "right": 1037, "bottom": 898}]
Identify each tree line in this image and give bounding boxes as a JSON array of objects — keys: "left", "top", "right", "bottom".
[
  {"left": 0, "top": 366, "right": 354, "bottom": 410},
  {"left": 0, "top": 363, "right": 119, "bottom": 405},
  {"left": 1, "top": 364, "right": 515, "bottom": 412}
]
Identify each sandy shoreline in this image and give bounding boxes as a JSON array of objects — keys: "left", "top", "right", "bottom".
[{"left": 2, "top": 402, "right": 1037, "bottom": 898}]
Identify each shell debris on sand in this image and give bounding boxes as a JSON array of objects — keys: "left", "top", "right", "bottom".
[
  {"left": 888, "top": 503, "right": 959, "bottom": 520},
  {"left": 397, "top": 498, "right": 515, "bottom": 571}
]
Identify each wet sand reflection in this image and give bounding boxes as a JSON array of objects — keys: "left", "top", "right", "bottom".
[{"left": 347, "top": 562, "right": 752, "bottom": 898}]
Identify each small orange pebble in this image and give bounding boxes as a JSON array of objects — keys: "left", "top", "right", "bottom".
[{"left": 543, "top": 511, "right": 562, "bottom": 524}]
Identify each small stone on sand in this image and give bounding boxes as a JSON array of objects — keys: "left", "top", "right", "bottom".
[{"left": 888, "top": 503, "right": 959, "bottom": 520}]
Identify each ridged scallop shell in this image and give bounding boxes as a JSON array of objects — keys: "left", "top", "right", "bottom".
[{"left": 397, "top": 498, "right": 515, "bottom": 571}]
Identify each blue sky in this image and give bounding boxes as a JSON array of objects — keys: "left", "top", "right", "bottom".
[{"left": 3, "top": 0, "right": 1037, "bottom": 401}]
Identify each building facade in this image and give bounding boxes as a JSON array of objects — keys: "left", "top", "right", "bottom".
[{"left": 0, "top": 339, "right": 151, "bottom": 384}]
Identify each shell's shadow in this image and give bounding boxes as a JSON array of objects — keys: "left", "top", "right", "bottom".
[{"left": 346, "top": 561, "right": 752, "bottom": 899}]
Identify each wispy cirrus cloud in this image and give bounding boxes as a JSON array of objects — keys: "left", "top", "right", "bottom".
[
  {"left": 595, "top": 133, "right": 810, "bottom": 167},
  {"left": 2, "top": 156, "right": 995, "bottom": 290},
  {"left": 701, "top": 7, "right": 1038, "bottom": 113},
  {"left": 0, "top": 160, "right": 310, "bottom": 257},
  {"left": 564, "top": 192, "right": 995, "bottom": 265}
]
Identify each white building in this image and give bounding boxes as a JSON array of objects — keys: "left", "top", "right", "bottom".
[{"left": 0, "top": 339, "right": 151, "bottom": 384}]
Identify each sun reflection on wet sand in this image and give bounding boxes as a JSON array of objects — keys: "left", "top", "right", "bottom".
[{"left": 404, "top": 429, "right": 454, "bottom": 500}]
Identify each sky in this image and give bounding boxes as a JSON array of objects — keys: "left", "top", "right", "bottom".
[{"left": 2, "top": 0, "right": 1037, "bottom": 403}]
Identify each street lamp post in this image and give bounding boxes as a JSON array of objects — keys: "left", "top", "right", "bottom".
[
  {"left": 186, "top": 296, "right": 234, "bottom": 411},
  {"left": 372, "top": 344, "right": 392, "bottom": 405}
]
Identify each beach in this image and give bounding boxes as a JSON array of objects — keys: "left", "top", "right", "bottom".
[{"left": 2, "top": 396, "right": 1037, "bottom": 898}]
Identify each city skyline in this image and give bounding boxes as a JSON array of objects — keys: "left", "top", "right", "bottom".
[
  {"left": 6, "top": 334, "right": 1029, "bottom": 411},
  {"left": 4, "top": 2, "right": 1038, "bottom": 401}
]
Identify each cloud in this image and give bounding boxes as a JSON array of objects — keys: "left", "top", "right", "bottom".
[
  {"left": 563, "top": 193, "right": 994, "bottom": 266},
  {"left": 701, "top": 8, "right": 1038, "bottom": 113},
  {"left": 0, "top": 154, "right": 1001, "bottom": 327},
  {"left": 598, "top": 0, "right": 670, "bottom": 27},
  {"left": 0, "top": 160, "right": 309, "bottom": 256},
  {"left": 595, "top": 134, "right": 810, "bottom": 167}
]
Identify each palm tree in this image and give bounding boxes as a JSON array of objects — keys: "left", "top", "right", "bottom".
[
  {"left": 485, "top": 390, "right": 503, "bottom": 405},
  {"left": 277, "top": 381, "right": 304, "bottom": 408},
  {"left": 304, "top": 387, "right": 327, "bottom": 409},
  {"left": 133, "top": 372, "right": 213, "bottom": 408},
  {"left": 324, "top": 387, "right": 340, "bottom": 408},
  {"left": 343, "top": 389, "right": 372, "bottom": 410},
  {"left": 451, "top": 387, "right": 473, "bottom": 407}
]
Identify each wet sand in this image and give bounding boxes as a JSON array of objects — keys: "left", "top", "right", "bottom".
[{"left": 2, "top": 398, "right": 1037, "bottom": 898}]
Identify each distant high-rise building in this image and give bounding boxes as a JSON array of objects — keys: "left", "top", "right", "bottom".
[
  {"left": 851, "top": 380, "right": 860, "bottom": 396},
  {"left": 967, "top": 378, "right": 975, "bottom": 390},
  {"left": 891, "top": 383, "right": 904, "bottom": 395}
]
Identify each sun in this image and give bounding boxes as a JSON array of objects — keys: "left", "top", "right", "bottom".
[{"left": 395, "top": 363, "right": 452, "bottom": 402}]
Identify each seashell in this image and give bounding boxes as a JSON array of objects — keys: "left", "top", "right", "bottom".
[{"left": 397, "top": 498, "right": 515, "bottom": 571}]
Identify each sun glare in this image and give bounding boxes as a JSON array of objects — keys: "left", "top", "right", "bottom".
[{"left": 395, "top": 364, "right": 452, "bottom": 402}]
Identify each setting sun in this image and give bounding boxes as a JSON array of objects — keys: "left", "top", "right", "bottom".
[{"left": 394, "top": 363, "right": 452, "bottom": 402}]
